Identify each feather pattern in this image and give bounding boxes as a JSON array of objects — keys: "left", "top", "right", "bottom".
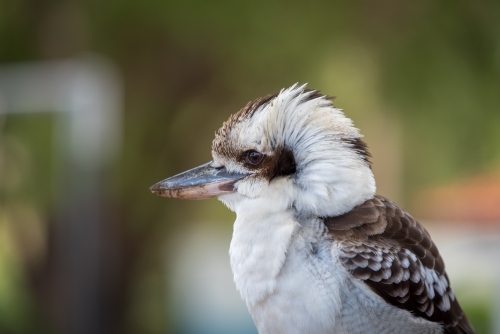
[{"left": 326, "top": 195, "right": 475, "bottom": 334}]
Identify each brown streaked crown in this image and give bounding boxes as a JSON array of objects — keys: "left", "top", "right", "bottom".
[{"left": 212, "top": 93, "right": 277, "bottom": 160}]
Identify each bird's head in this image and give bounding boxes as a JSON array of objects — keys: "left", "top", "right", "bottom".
[{"left": 151, "top": 84, "right": 376, "bottom": 217}]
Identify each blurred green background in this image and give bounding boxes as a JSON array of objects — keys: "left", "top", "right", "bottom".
[{"left": 0, "top": 1, "right": 499, "bottom": 333}]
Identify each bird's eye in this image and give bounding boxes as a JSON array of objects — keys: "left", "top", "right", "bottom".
[{"left": 245, "top": 150, "right": 265, "bottom": 166}]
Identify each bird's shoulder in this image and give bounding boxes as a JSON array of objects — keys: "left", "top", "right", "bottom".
[{"left": 324, "top": 195, "right": 474, "bottom": 334}]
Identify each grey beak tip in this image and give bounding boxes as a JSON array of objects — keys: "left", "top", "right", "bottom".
[{"left": 149, "top": 182, "right": 162, "bottom": 194}]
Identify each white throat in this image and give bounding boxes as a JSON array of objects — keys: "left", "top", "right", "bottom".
[
  {"left": 222, "top": 189, "right": 351, "bottom": 334},
  {"left": 223, "top": 185, "right": 299, "bottom": 306}
]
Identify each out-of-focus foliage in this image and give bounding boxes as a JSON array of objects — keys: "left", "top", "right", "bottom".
[{"left": 0, "top": 1, "right": 498, "bottom": 333}]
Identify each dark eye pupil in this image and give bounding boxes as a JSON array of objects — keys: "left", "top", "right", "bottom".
[
  {"left": 246, "top": 151, "right": 263, "bottom": 165},
  {"left": 249, "top": 152, "right": 260, "bottom": 161}
]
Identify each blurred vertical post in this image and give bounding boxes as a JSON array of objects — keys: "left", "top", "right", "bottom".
[{"left": 0, "top": 55, "right": 122, "bottom": 334}]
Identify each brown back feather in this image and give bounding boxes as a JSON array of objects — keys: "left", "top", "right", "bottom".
[{"left": 325, "top": 195, "right": 474, "bottom": 333}]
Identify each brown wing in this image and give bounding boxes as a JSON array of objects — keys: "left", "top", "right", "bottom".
[{"left": 325, "top": 195, "right": 474, "bottom": 334}]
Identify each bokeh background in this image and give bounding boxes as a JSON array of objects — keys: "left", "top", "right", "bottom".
[{"left": 0, "top": 1, "right": 499, "bottom": 333}]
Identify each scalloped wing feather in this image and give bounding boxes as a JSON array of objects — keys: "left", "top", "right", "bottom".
[{"left": 325, "top": 195, "right": 475, "bottom": 334}]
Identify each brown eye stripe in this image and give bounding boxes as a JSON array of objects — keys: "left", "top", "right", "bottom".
[
  {"left": 238, "top": 146, "right": 296, "bottom": 180},
  {"left": 269, "top": 146, "right": 296, "bottom": 180}
]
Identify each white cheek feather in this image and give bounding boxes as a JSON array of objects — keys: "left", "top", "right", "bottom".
[
  {"left": 218, "top": 176, "right": 296, "bottom": 214},
  {"left": 259, "top": 84, "right": 376, "bottom": 217}
]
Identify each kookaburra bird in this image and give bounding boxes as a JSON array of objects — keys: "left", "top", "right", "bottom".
[{"left": 150, "top": 84, "right": 474, "bottom": 334}]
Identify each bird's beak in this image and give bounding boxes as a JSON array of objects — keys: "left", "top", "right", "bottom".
[{"left": 150, "top": 162, "right": 248, "bottom": 200}]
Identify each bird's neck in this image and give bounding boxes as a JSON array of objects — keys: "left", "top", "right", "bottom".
[{"left": 228, "top": 195, "right": 301, "bottom": 307}]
